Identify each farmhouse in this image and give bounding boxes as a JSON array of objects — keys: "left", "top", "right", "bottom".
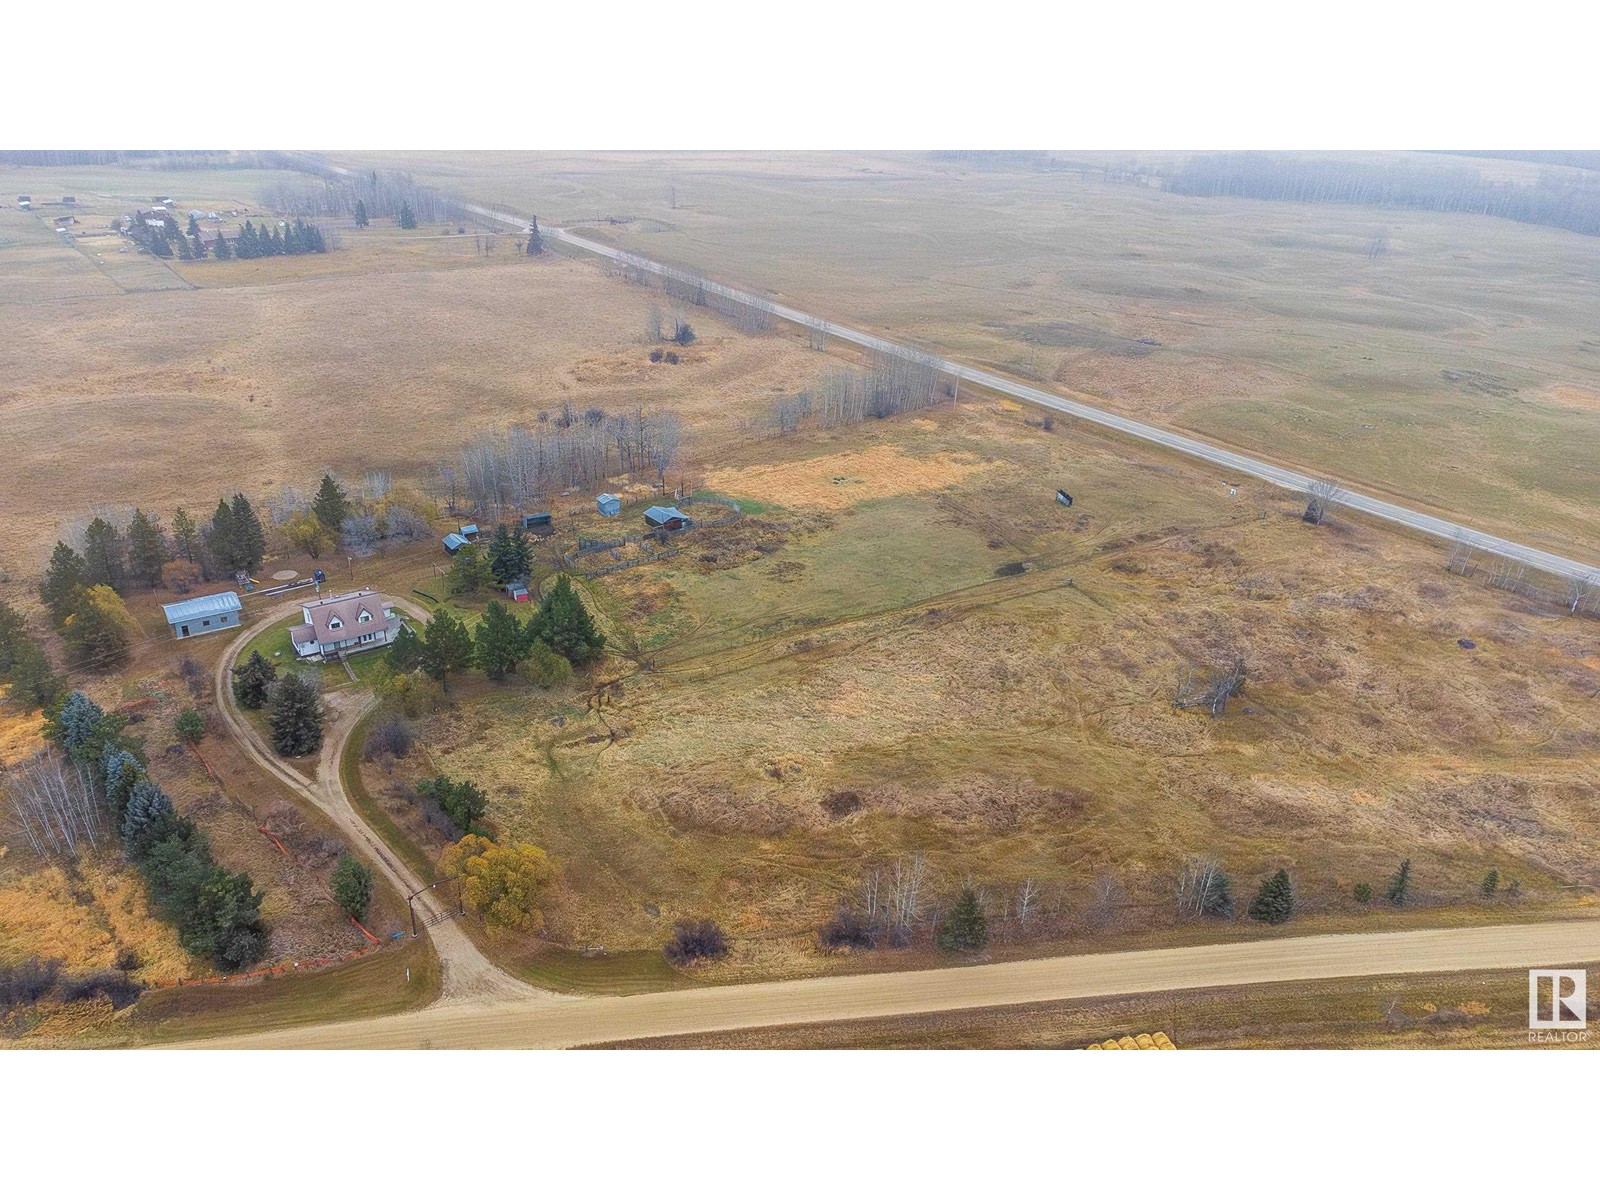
[
  {"left": 162, "top": 591, "right": 242, "bottom": 640},
  {"left": 596, "top": 493, "right": 622, "bottom": 517},
  {"left": 644, "top": 504, "right": 690, "bottom": 532},
  {"left": 288, "top": 589, "right": 403, "bottom": 661}
]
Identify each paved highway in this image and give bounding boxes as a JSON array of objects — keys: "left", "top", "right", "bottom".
[
  {"left": 175, "top": 918, "right": 1600, "bottom": 1048},
  {"left": 463, "top": 202, "right": 1599, "bottom": 584}
]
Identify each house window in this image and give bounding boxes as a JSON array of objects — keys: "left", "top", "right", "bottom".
[
  {"left": 202, "top": 619, "right": 211, "bottom": 627},
  {"left": 329, "top": 617, "right": 343, "bottom": 630},
  {"left": 357, "top": 610, "right": 372, "bottom": 623}
]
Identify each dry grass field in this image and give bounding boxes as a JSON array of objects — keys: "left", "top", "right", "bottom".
[
  {"left": 0, "top": 220, "right": 820, "bottom": 582},
  {"left": 372, "top": 386, "right": 1600, "bottom": 982},
  {"left": 4, "top": 156, "right": 1598, "bottom": 1032},
  {"left": 339, "top": 150, "right": 1600, "bottom": 561}
]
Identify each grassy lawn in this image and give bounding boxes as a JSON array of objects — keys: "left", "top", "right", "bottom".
[
  {"left": 119, "top": 935, "right": 440, "bottom": 1046},
  {"left": 239, "top": 611, "right": 408, "bottom": 691}
]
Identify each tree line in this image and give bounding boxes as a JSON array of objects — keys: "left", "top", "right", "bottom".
[
  {"left": 1164, "top": 152, "right": 1600, "bottom": 239},
  {"left": 258, "top": 168, "right": 463, "bottom": 226},
  {"left": 441, "top": 408, "right": 683, "bottom": 520},
  {"left": 2, "top": 692, "right": 268, "bottom": 971},
  {"left": 126, "top": 210, "right": 328, "bottom": 261},
  {"left": 386, "top": 573, "right": 602, "bottom": 697}
]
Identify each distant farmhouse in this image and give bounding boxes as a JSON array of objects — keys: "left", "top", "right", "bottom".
[
  {"left": 17, "top": 195, "right": 31, "bottom": 210},
  {"left": 162, "top": 591, "right": 242, "bottom": 640},
  {"left": 288, "top": 589, "right": 403, "bottom": 661}
]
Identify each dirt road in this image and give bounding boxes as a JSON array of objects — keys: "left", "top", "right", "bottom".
[
  {"left": 487, "top": 215, "right": 1594, "bottom": 583},
  {"left": 214, "top": 596, "right": 537, "bottom": 1006},
  {"left": 174, "top": 918, "right": 1600, "bottom": 1048}
]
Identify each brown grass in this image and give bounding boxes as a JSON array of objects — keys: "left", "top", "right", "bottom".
[{"left": 706, "top": 444, "right": 994, "bottom": 510}]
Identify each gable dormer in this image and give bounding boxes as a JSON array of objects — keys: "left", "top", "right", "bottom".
[
  {"left": 357, "top": 609, "right": 373, "bottom": 623},
  {"left": 329, "top": 616, "right": 343, "bottom": 630}
]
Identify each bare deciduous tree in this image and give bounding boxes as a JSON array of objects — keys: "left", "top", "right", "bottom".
[
  {"left": 1302, "top": 478, "right": 1345, "bottom": 525},
  {"left": 1175, "top": 856, "right": 1233, "bottom": 920},
  {"left": 1174, "top": 656, "right": 1248, "bottom": 718},
  {"left": 3, "top": 752, "right": 103, "bottom": 860},
  {"left": 1085, "top": 871, "right": 1125, "bottom": 931},
  {"left": 1565, "top": 573, "right": 1596, "bottom": 616}
]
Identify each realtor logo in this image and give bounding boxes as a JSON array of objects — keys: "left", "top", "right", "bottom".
[{"left": 1528, "top": 969, "right": 1587, "bottom": 1030}]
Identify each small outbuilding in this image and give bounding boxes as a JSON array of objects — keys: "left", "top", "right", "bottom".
[
  {"left": 442, "top": 532, "right": 469, "bottom": 554},
  {"left": 644, "top": 505, "right": 690, "bottom": 532},
  {"left": 596, "top": 493, "right": 622, "bottom": 518},
  {"left": 17, "top": 195, "right": 31, "bottom": 210},
  {"left": 505, "top": 581, "right": 531, "bottom": 603},
  {"left": 61, "top": 196, "right": 76, "bottom": 206},
  {"left": 162, "top": 591, "right": 242, "bottom": 640},
  {"left": 521, "top": 512, "right": 553, "bottom": 536},
  {"left": 1056, "top": 489, "right": 1074, "bottom": 507},
  {"left": 458, "top": 523, "right": 480, "bottom": 542}
]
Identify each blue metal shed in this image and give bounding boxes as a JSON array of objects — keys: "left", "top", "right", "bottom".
[
  {"left": 596, "top": 493, "right": 621, "bottom": 517},
  {"left": 162, "top": 591, "right": 242, "bottom": 640},
  {"left": 442, "top": 533, "right": 469, "bottom": 554}
]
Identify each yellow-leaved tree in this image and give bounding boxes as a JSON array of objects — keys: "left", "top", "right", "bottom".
[{"left": 440, "top": 834, "right": 556, "bottom": 932}]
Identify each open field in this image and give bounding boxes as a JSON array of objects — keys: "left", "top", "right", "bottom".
[
  {"left": 0, "top": 204, "right": 822, "bottom": 581},
  {"left": 336, "top": 151, "right": 1600, "bottom": 560},
  {"left": 596, "top": 958, "right": 1600, "bottom": 1049},
  {"left": 370, "top": 387, "right": 1600, "bottom": 982},
  {"left": 5, "top": 156, "right": 1599, "bottom": 1042}
]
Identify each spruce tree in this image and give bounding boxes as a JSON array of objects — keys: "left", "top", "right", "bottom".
[
  {"left": 231, "top": 650, "right": 278, "bottom": 709},
  {"left": 40, "top": 541, "right": 87, "bottom": 626},
  {"left": 447, "top": 544, "right": 491, "bottom": 595},
  {"left": 187, "top": 213, "right": 200, "bottom": 237},
  {"left": 7, "top": 638, "right": 61, "bottom": 709},
  {"left": 527, "top": 216, "right": 542, "bottom": 254},
  {"left": 171, "top": 507, "right": 199, "bottom": 562},
  {"left": 420, "top": 610, "right": 474, "bottom": 690},
  {"left": 82, "top": 516, "right": 126, "bottom": 592},
  {"left": 937, "top": 888, "right": 989, "bottom": 953},
  {"left": 230, "top": 493, "right": 266, "bottom": 573},
  {"left": 1386, "top": 859, "right": 1412, "bottom": 906},
  {"left": 387, "top": 623, "right": 424, "bottom": 673},
  {"left": 126, "top": 508, "right": 167, "bottom": 588},
  {"left": 1247, "top": 869, "right": 1295, "bottom": 924},
  {"left": 312, "top": 473, "right": 349, "bottom": 532},
  {"left": 121, "top": 780, "right": 175, "bottom": 852},
  {"left": 354, "top": 199, "right": 369, "bottom": 228},
  {"left": 398, "top": 202, "right": 417, "bottom": 230},
  {"left": 212, "top": 232, "right": 232, "bottom": 260},
  {"left": 190, "top": 232, "right": 206, "bottom": 259},
  {"left": 332, "top": 854, "right": 373, "bottom": 920},
  {"left": 1481, "top": 868, "right": 1499, "bottom": 898},
  {"left": 103, "top": 749, "right": 144, "bottom": 822},
  {"left": 486, "top": 523, "right": 532, "bottom": 585},
  {"left": 269, "top": 672, "right": 324, "bottom": 756},
  {"left": 531, "top": 575, "right": 605, "bottom": 665},
  {"left": 206, "top": 499, "right": 237, "bottom": 573},
  {"left": 475, "top": 600, "right": 530, "bottom": 680}
]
